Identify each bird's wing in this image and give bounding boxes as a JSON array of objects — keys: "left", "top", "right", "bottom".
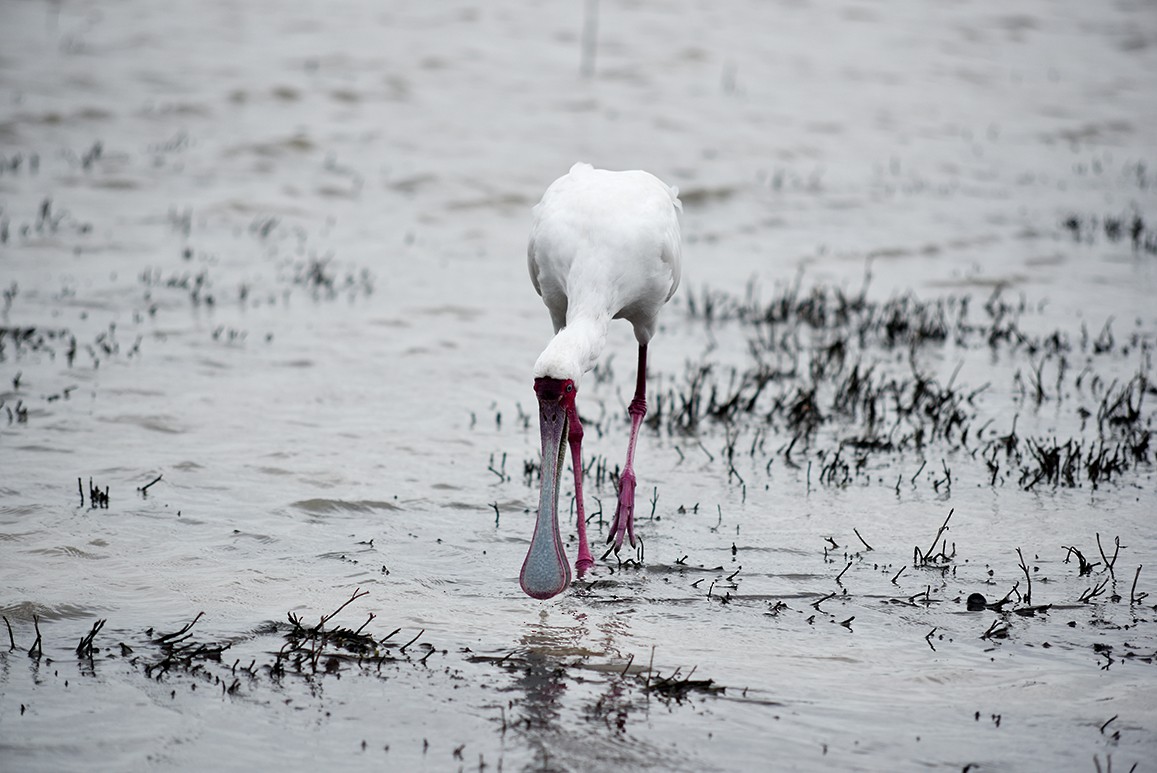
[
  {"left": 661, "top": 184, "right": 683, "bottom": 302},
  {"left": 527, "top": 237, "right": 544, "bottom": 298}
]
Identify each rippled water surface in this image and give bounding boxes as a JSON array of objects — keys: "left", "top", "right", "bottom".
[{"left": 2, "top": 1, "right": 1156, "bottom": 771}]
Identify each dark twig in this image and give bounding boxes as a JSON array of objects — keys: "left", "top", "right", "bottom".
[
  {"left": 980, "top": 619, "right": 1009, "bottom": 640},
  {"left": 914, "top": 509, "right": 954, "bottom": 566},
  {"left": 76, "top": 619, "right": 107, "bottom": 659},
  {"left": 154, "top": 611, "right": 205, "bottom": 643},
  {"left": 138, "top": 474, "right": 163, "bottom": 494},
  {"left": 835, "top": 561, "right": 853, "bottom": 585},
  {"left": 3, "top": 615, "right": 15, "bottom": 651},
  {"left": 399, "top": 629, "right": 424, "bottom": 654},
  {"left": 1130, "top": 565, "right": 1146, "bottom": 605},
  {"left": 1016, "top": 548, "right": 1032, "bottom": 606},
  {"left": 1079, "top": 577, "right": 1110, "bottom": 603},
  {"left": 317, "top": 589, "right": 369, "bottom": 630},
  {"left": 353, "top": 613, "right": 376, "bottom": 636},
  {"left": 853, "top": 528, "right": 873, "bottom": 551},
  {"left": 1096, "top": 533, "right": 1119, "bottom": 580},
  {"left": 1062, "top": 545, "right": 1099, "bottom": 576},
  {"left": 988, "top": 582, "right": 1020, "bottom": 612},
  {"left": 28, "top": 614, "right": 42, "bottom": 659}
]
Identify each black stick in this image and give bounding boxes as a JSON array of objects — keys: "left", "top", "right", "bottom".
[
  {"left": 154, "top": 611, "right": 205, "bottom": 643},
  {"left": 28, "top": 614, "right": 42, "bottom": 658},
  {"left": 354, "top": 613, "right": 376, "bottom": 636},
  {"left": 914, "top": 509, "right": 953, "bottom": 566},
  {"left": 399, "top": 628, "right": 424, "bottom": 654},
  {"left": 811, "top": 592, "right": 835, "bottom": 610},
  {"left": 1016, "top": 547, "right": 1032, "bottom": 605},
  {"left": 835, "top": 561, "right": 853, "bottom": 584},
  {"left": 76, "top": 619, "right": 106, "bottom": 658},
  {"left": 1096, "top": 533, "right": 1119, "bottom": 579},
  {"left": 139, "top": 474, "right": 163, "bottom": 493},
  {"left": 316, "top": 589, "right": 369, "bottom": 631},
  {"left": 2, "top": 615, "right": 15, "bottom": 651},
  {"left": 853, "top": 528, "right": 873, "bottom": 551}
]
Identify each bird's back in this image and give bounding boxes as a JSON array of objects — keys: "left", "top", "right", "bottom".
[{"left": 528, "top": 163, "right": 682, "bottom": 342}]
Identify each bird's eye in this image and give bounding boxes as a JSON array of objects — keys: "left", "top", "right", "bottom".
[{"left": 566, "top": 384, "right": 574, "bottom": 393}]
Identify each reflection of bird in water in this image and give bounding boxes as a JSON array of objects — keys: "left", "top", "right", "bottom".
[{"left": 520, "top": 162, "right": 682, "bottom": 599}]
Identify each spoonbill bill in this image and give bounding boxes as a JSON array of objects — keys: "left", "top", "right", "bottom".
[{"left": 519, "top": 162, "right": 682, "bottom": 599}]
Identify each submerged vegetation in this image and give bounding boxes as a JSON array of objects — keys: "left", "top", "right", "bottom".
[{"left": 645, "top": 274, "right": 1154, "bottom": 492}]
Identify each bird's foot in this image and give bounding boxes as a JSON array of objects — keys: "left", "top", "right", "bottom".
[
  {"left": 575, "top": 541, "right": 595, "bottom": 576},
  {"left": 608, "top": 469, "right": 637, "bottom": 550}
]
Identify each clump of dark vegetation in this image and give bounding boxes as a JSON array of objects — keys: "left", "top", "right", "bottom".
[
  {"left": 1, "top": 323, "right": 77, "bottom": 366},
  {"left": 272, "top": 588, "right": 439, "bottom": 677},
  {"left": 624, "top": 274, "right": 1156, "bottom": 492},
  {"left": 139, "top": 612, "right": 236, "bottom": 689},
  {"left": 1, "top": 590, "right": 449, "bottom": 699},
  {"left": 0, "top": 151, "right": 41, "bottom": 177},
  {"left": 291, "top": 256, "right": 375, "bottom": 300},
  {"left": 78, "top": 477, "right": 110, "bottom": 509},
  {"left": 0, "top": 197, "right": 92, "bottom": 244},
  {"left": 1062, "top": 211, "right": 1157, "bottom": 255},
  {"left": 644, "top": 664, "right": 724, "bottom": 700}
]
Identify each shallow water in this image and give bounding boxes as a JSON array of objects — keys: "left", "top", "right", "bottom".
[{"left": 2, "top": 0, "right": 1156, "bottom": 771}]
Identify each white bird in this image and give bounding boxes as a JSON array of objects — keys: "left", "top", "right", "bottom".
[{"left": 520, "top": 162, "right": 682, "bottom": 599}]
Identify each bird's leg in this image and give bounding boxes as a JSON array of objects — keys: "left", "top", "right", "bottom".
[
  {"left": 610, "top": 344, "right": 648, "bottom": 551},
  {"left": 567, "top": 401, "right": 594, "bottom": 575}
]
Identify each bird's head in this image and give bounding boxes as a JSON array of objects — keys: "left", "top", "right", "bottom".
[
  {"left": 534, "top": 376, "right": 576, "bottom": 411},
  {"left": 533, "top": 376, "right": 578, "bottom": 476},
  {"left": 519, "top": 376, "right": 577, "bottom": 599}
]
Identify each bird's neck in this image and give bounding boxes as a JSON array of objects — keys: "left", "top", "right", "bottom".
[{"left": 534, "top": 315, "right": 609, "bottom": 385}]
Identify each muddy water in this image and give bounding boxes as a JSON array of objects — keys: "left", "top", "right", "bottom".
[{"left": 2, "top": 0, "right": 1156, "bottom": 771}]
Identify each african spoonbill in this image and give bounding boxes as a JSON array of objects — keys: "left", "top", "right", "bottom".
[{"left": 519, "top": 162, "right": 683, "bottom": 599}]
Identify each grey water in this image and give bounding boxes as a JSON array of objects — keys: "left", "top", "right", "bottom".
[{"left": 2, "top": 0, "right": 1156, "bottom": 771}]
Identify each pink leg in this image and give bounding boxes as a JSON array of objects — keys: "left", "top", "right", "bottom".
[
  {"left": 568, "top": 403, "right": 594, "bottom": 575},
  {"left": 609, "top": 344, "right": 648, "bottom": 551}
]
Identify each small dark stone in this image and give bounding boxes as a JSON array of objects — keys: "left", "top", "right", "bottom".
[{"left": 966, "top": 592, "right": 987, "bottom": 611}]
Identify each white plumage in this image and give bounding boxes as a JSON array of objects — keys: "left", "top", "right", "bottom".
[
  {"left": 520, "top": 163, "right": 682, "bottom": 600},
  {"left": 529, "top": 163, "right": 682, "bottom": 384}
]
